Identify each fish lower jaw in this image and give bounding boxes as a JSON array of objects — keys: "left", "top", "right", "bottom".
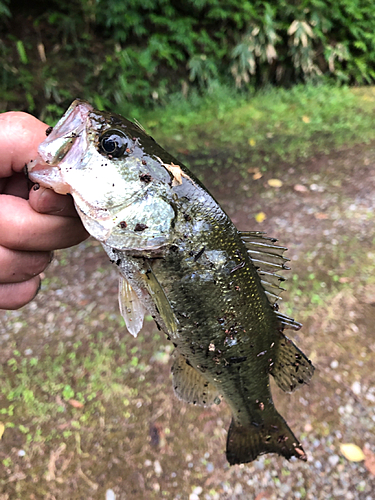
[{"left": 28, "top": 163, "right": 71, "bottom": 195}]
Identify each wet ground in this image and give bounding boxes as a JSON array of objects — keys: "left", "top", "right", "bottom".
[{"left": 1, "top": 142, "right": 375, "bottom": 499}]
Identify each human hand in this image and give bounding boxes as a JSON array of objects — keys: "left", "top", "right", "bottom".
[{"left": 0, "top": 111, "right": 89, "bottom": 310}]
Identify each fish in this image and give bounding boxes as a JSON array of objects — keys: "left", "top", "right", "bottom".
[{"left": 28, "top": 99, "right": 314, "bottom": 465}]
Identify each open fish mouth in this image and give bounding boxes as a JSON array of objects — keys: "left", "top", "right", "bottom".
[{"left": 28, "top": 100, "right": 93, "bottom": 194}]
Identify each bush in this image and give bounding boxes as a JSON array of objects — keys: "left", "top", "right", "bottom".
[{"left": 1, "top": 0, "right": 375, "bottom": 118}]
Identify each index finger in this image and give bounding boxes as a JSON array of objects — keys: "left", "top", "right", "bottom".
[{"left": 0, "top": 112, "right": 48, "bottom": 176}]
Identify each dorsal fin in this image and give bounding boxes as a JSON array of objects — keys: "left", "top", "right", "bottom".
[
  {"left": 240, "top": 231, "right": 300, "bottom": 329},
  {"left": 240, "top": 230, "right": 289, "bottom": 305}
]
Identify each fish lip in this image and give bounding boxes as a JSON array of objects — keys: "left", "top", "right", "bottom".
[{"left": 28, "top": 100, "right": 93, "bottom": 193}]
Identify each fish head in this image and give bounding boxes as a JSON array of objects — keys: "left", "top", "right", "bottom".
[{"left": 28, "top": 100, "right": 177, "bottom": 251}]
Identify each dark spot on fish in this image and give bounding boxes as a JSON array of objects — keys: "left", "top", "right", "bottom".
[
  {"left": 298, "top": 378, "right": 304, "bottom": 384},
  {"left": 265, "top": 435, "right": 271, "bottom": 442},
  {"left": 140, "top": 173, "right": 152, "bottom": 182},
  {"left": 45, "top": 126, "right": 53, "bottom": 136},
  {"left": 273, "top": 303, "right": 279, "bottom": 311},
  {"left": 230, "top": 261, "right": 245, "bottom": 274},
  {"left": 194, "top": 247, "right": 205, "bottom": 262},
  {"left": 154, "top": 321, "right": 161, "bottom": 331},
  {"left": 234, "top": 285, "right": 240, "bottom": 291},
  {"left": 170, "top": 245, "right": 178, "bottom": 252},
  {"left": 115, "top": 259, "right": 121, "bottom": 266},
  {"left": 227, "top": 356, "right": 247, "bottom": 364},
  {"left": 204, "top": 382, "right": 209, "bottom": 387},
  {"left": 217, "top": 318, "right": 225, "bottom": 324},
  {"left": 142, "top": 160, "right": 147, "bottom": 165},
  {"left": 278, "top": 435, "right": 288, "bottom": 443},
  {"left": 190, "top": 346, "right": 195, "bottom": 355},
  {"left": 119, "top": 221, "right": 127, "bottom": 229},
  {"left": 110, "top": 116, "right": 123, "bottom": 126},
  {"left": 134, "top": 223, "right": 148, "bottom": 232},
  {"left": 32, "top": 183, "right": 40, "bottom": 191},
  {"left": 185, "top": 359, "right": 192, "bottom": 367},
  {"left": 189, "top": 251, "right": 194, "bottom": 256},
  {"left": 184, "top": 213, "right": 191, "bottom": 221}
]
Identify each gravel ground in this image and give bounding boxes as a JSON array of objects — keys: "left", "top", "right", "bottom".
[{"left": 1, "top": 143, "right": 375, "bottom": 499}]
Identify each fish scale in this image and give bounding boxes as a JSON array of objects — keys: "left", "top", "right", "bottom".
[{"left": 28, "top": 99, "right": 314, "bottom": 465}]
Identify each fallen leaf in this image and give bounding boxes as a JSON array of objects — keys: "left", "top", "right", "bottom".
[
  {"left": 268, "top": 178, "right": 283, "bottom": 188},
  {"left": 364, "top": 447, "right": 375, "bottom": 475},
  {"left": 302, "top": 115, "right": 310, "bottom": 123},
  {"left": 340, "top": 443, "right": 365, "bottom": 462},
  {"left": 68, "top": 399, "right": 84, "bottom": 409},
  {"left": 294, "top": 184, "right": 309, "bottom": 193},
  {"left": 314, "top": 212, "right": 329, "bottom": 219},
  {"left": 253, "top": 172, "right": 263, "bottom": 180},
  {"left": 255, "top": 212, "right": 266, "bottom": 223},
  {"left": 155, "top": 157, "right": 194, "bottom": 187},
  {"left": 0, "top": 422, "right": 4, "bottom": 439},
  {"left": 248, "top": 138, "right": 256, "bottom": 147},
  {"left": 339, "top": 277, "right": 351, "bottom": 283}
]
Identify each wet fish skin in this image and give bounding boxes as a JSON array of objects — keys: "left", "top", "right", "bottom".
[{"left": 28, "top": 100, "right": 314, "bottom": 465}]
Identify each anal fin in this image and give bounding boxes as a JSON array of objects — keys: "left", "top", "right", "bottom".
[
  {"left": 270, "top": 333, "right": 314, "bottom": 393},
  {"left": 171, "top": 352, "right": 221, "bottom": 407},
  {"left": 226, "top": 410, "right": 307, "bottom": 465},
  {"left": 118, "top": 275, "right": 146, "bottom": 338}
]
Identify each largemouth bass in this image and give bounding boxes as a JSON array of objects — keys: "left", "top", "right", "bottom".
[{"left": 28, "top": 100, "right": 314, "bottom": 465}]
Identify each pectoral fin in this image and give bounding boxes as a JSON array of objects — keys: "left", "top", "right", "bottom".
[
  {"left": 171, "top": 352, "right": 221, "bottom": 407},
  {"left": 118, "top": 275, "right": 146, "bottom": 338},
  {"left": 141, "top": 264, "right": 179, "bottom": 337}
]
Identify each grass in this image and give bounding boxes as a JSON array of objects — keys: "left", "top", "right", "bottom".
[{"left": 129, "top": 84, "right": 375, "bottom": 173}]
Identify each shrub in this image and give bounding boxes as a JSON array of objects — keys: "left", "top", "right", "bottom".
[{"left": 1, "top": 0, "right": 375, "bottom": 118}]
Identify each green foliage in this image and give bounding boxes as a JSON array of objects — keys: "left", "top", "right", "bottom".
[
  {"left": 148, "top": 84, "right": 375, "bottom": 173},
  {"left": 1, "top": 0, "right": 375, "bottom": 118}
]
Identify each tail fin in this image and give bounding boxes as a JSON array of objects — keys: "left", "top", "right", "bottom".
[{"left": 226, "top": 412, "right": 307, "bottom": 465}]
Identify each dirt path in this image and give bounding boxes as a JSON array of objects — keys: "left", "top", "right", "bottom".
[{"left": 1, "top": 143, "right": 375, "bottom": 499}]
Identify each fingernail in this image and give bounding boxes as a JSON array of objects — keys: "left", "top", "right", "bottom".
[{"left": 33, "top": 183, "right": 40, "bottom": 191}]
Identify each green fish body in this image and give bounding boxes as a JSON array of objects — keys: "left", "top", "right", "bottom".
[{"left": 28, "top": 100, "right": 314, "bottom": 465}]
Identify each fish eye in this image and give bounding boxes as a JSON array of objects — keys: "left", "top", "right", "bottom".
[{"left": 99, "top": 130, "right": 128, "bottom": 158}]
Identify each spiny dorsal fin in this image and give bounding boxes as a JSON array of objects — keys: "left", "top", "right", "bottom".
[
  {"left": 276, "top": 312, "right": 302, "bottom": 331},
  {"left": 240, "top": 231, "right": 289, "bottom": 305},
  {"left": 240, "top": 231, "right": 300, "bottom": 326}
]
